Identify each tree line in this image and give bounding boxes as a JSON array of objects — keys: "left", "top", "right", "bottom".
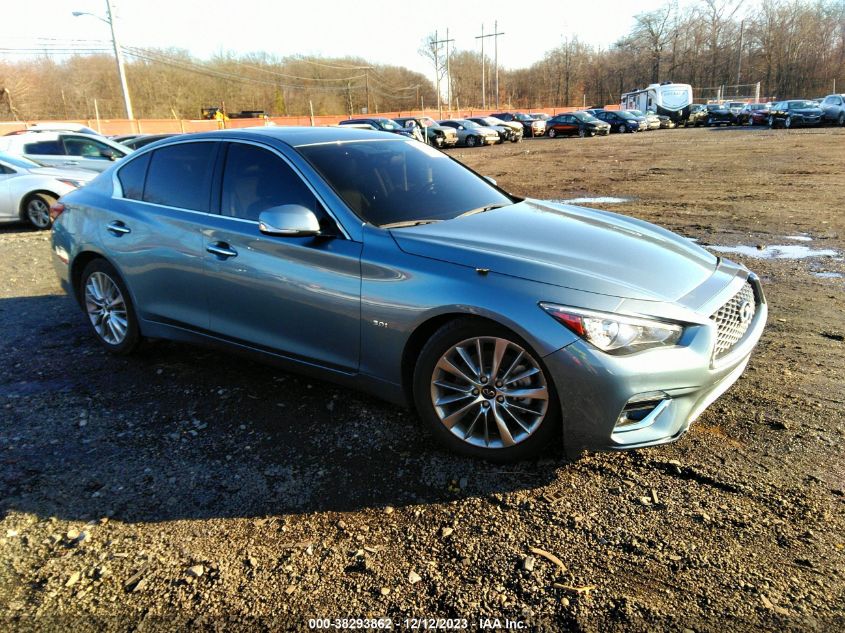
[{"left": 1, "top": 0, "right": 843, "bottom": 121}]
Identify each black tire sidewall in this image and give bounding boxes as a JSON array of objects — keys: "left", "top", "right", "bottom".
[
  {"left": 79, "top": 258, "right": 141, "bottom": 355},
  {"left": 413, "top": 319, "right": 561, "bottom": 462}
]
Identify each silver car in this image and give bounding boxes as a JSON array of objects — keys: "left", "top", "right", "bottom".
[
  {"left": 437, "top": 120, "right": 501, "bottom": 147},
  {"left": 51, "top": 127, "right": 767, "bottom": 461},
  {"left": 0, "top": 131, "right": 131, "bottom": 173},
  {"left": 0, "top": 152, "right": 96, "bottom": 229}
]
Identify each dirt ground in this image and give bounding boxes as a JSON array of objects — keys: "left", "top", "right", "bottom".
[{"left": 1, "top": 126, "right": 843, "bottom": 632}]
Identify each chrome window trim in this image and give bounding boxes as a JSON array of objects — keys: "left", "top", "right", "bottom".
[{"left": 112, "top": 136, "right": 351, "bottom": 240}]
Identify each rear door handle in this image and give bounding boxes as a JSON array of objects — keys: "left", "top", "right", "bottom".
[
  {"left": 106, "top": 221, "right": 131, "bottom": 236},
  {"left": 206, "top": 242, "right": 238, "bottom": 259}
]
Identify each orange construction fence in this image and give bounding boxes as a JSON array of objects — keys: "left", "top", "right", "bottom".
[{"left": 0, "top": 105, "right": 609, "bottom": 137}]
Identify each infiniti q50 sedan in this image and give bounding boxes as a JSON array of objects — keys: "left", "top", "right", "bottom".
[{"left": 51, "top": 127, "right": 767, "bottom": 461}]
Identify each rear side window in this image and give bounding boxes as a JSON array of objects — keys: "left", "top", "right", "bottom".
[
  {"left": 23, "top": 140, "right": 64, "bottom": 155},
  {"left": 143, "top": 142, "right": 217, "bottom": 211},
  {"left": 220, "top": 143, "right": 316, "bottom": 222},
  {"left": 117, "top": 152, "right": 151, "bottom": 200}
]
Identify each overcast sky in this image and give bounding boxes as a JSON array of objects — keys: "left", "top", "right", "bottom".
[{"left": 3, "top": 0, "right": 741, "bottom": 78}]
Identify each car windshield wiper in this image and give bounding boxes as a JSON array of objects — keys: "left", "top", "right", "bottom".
[
  {"left": 457, "top": 203, "right": 510, "bottom": 218},
  {"left": 380, "top": 219, "right": 443, "bottom": 229}
]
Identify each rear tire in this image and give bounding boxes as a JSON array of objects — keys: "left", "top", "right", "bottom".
[
  {"left": 413, "top": 319, "right": 560, "bottom": 462},
  {"left": 22, "top": 192, "right": 55, "bottom": 230},
  {"left": 79, "top": 259, "right": 141, "bottom": 355}
]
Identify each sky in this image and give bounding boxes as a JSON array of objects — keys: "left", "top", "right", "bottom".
[{"left": 3, "top": 0, "right": 714, "bottom": 78}]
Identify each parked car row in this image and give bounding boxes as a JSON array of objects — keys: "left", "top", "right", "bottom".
[{"left": 684, "top": 93, "right": 845, "bottom": 129}]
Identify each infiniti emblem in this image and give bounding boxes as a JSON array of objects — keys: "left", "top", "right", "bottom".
[
  {"left": 481, "top": 386, "right": 496, "bottom": 399},
  {"left": 739, "top": 301, "right": 753, "bottom": 324}
]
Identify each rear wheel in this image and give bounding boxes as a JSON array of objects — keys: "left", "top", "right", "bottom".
[
  {"left": 413, "top": 320, "right": 560, "bottom": 462},
  {"left": 80, "top": 259, "right": 140, "bottom": 355},
  {"left": 22, "top": 193, "right": 55, "bottom": 230}
]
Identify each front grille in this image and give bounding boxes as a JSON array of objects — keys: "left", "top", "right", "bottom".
[{"left": 710, "top": 282, "right": 756, "bottom": 358}]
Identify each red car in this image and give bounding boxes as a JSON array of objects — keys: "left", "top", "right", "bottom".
[{"left": 739, "top": 103, "right": 770, "bottom": 125}]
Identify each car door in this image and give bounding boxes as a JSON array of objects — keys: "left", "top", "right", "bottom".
[
  {"left": 560, "top": 115, "right": 576, "bottom": 135},
  {"left": 202, "top": 140, "right": 362, "bottom": 371},
  {"left": 61, "top": 135, "right": 127, "bottom": 172},
  {"left": 102, "top": 140, "right": 218, "bottom": 330}
]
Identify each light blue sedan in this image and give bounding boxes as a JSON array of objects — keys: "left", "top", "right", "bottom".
[{"left": 50, "top": 127, "right": 767, "bottom": 461}]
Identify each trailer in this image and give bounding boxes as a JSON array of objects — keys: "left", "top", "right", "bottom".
[{"left": 621, "top": 82, "right": 693, "bottom": 123}]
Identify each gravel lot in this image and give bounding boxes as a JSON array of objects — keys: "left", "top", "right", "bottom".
[{"left": 1, "top": 126, "right": 844, "bottom": 632}]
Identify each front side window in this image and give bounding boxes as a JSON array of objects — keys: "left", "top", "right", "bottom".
[
  {"left": 143, "top": 142, "right": 217, "bottom": 211},
  {"left": 220, "top": 143, "right": 316, "bottom": 222},
  {"left": 63, "top": 136, "right": 120, "bottom": 159},
  {"left": 299, "top": 139, "right": 513, "bottom": 227}
]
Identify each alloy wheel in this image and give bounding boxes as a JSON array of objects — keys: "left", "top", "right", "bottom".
[
  {"left": 84, "top": 272, "right": 129, "bottom": 345},
  {"left": 26, "top": 197, "right": 51, "bottom": 229},
  {"left": 548, "top": 129, "right": 557, "bottom": 138},
  {"left": 429, "top": 336, "right": 549, "bottom": 449}
]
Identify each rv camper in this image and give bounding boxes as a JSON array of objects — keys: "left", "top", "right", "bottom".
[{"left": 621, "top": 82, "right": 693, "bottom": 123}]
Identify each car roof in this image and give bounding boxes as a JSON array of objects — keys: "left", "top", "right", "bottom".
[{"left": 139, "top": 126, "right": 407, "bottom": 148}]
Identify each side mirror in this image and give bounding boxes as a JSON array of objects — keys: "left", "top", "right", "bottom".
[
  {"left": 258, "top": 205, "right": 321, "bottom": 237},
  {"left": 100, "top": 149, "right": 118, "bottom": 161}
]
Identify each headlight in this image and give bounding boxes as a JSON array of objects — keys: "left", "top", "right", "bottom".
[
  {"left": 57, "top": 178, "right": 85, "bottom": 188},
  {"left": 540, "top": 303, "right": 683, "bottom": 354}
]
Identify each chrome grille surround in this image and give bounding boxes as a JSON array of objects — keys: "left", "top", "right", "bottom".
[{"left": 710, "top": 282, "right": 756, "bottom": 359}]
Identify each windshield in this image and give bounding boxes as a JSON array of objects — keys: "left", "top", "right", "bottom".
[
  {"left": 418, "top": 118, "right": 435, "bottom": 128},
  {"left": 298, "top": 139, "right": 513, "bottom": 227},
  {"left": 628, "top": 110, "right": 644, "bottom": 116},
  {"left": 485, "top": 117, "right": 506, "bottom": 125},
  {"left": 0, "top": 151, "right": 41, "bottom": 169},
  {"left": 513, "top": 113, "right": 533, "bottom": 121},
  {"left": 376, "top": 119, "right": 402, "bottom": 131},
  {"left": 706, "top": 104, "right": 723, "bottom": 111},
  {"left": 615, "top": 111, "right": 636, "bottom": 120},
  {"left": 727, "top": 102, "right": 744, "bottom": 108},
  {"left": 788, "top": 101, "right": 818, "bottom": 109},
  {"left": 458, "top": 120, "right": 480, "bottom": 128}
]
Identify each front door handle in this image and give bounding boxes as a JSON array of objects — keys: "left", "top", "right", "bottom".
[
  {"left": 106, "top": 221, "right": 131, "bottom": 236},
  {"left": 206, "top": 242, "right": 238, "bottom": 259}
]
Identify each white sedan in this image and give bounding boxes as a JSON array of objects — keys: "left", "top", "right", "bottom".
[{"left": 0, "top": 152, "right": 97, "bottom": 229}]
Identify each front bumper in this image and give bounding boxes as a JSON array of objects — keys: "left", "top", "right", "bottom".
[{"left": 543, "top": 280, "right": 768, "bottom": 458}]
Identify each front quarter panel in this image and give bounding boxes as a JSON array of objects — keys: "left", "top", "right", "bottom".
[{"left": 358, "top": 225, "right": 625, "bottom": 383}]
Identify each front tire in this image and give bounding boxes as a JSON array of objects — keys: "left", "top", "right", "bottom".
[
  {"left": 465, "top": 135, "right": 478, "bottom": 147},
  {"left": 769, "top": 116, "right": 776, "bottom": 129},
  {"left": 784, "top": 116, "right": 792, "bottom": 129},
  {"left": 547, "top": 128, "right": 557, "bottom": 138},
  {"left": 617, "top": 124, "right": 626, "bottom": 134},
  {"left": 80, "top": 259, "right": 140, "bottom": 355},
  {"left": 413, "top": 320, "right": 560, "bottom": 462},
  {"left": 22, "top": 193, "right": 55, "bottom": 230},
  {"left": 433, "top": 135, "right": 445, "bottom": 149},
  {"left": 838, "top": 112, "right": 845, "bottom": 127},
  {"left": 578, "top": 128, "right": 586, "bottom": 138}
]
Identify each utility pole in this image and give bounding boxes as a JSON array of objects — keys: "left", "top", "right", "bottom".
[
  {"left": 736, "top": 19, "right": 744, "bottom": 86},
  {"left": 432, "top": 32, "right": 454, "bottom": 118},
  {"left": 445, "top": 28, "right": 452, "bottom": 111},
  {"left": 105, "top": 1, "right": 133, "bottom": 120},
  {"left": 73, "top": 1, "right": 134, "bottom": 120},
  {"left": 476, "top": 23, "right": 504, "bottom": 110},
  {"left": 365, "top": 69, "right": 370, "bottom": 114}
]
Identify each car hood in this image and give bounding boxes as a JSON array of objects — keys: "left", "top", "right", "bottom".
[
  {"left": 390, "top": 200, "right": 718, "bottom": 302},
  {"left": 28, "top": 166, "right": 99, "bottom": 180}
]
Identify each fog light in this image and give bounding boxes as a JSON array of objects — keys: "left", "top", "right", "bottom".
[{"left": 615, "top": 392, "right": 670, "bottom": 432}]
